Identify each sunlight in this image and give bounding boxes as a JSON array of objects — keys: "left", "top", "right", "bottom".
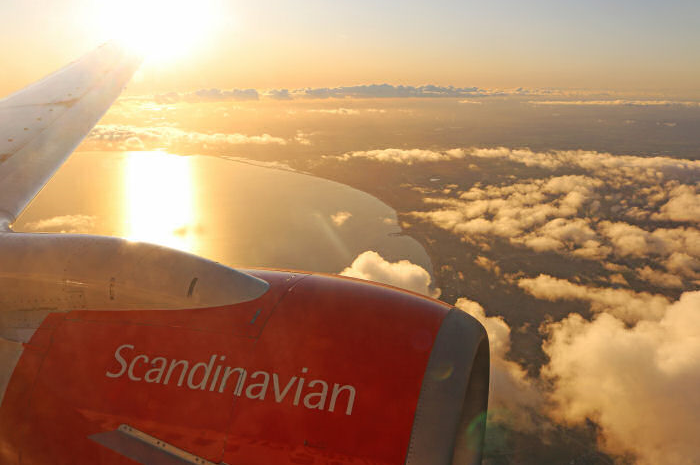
[
  {"left": 124, "top": 151, "right": 197, "bottom": 252},
  {"left": 98, "top": 0, "right": 225, "bottom": 63}
]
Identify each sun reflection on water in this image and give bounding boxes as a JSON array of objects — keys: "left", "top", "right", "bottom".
[{"left": 124, "top": 151, "right": 197, "bottom": 252}]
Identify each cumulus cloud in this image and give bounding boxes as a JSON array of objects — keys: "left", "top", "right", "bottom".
[
  {"left": 518, "top": 274, "right": 670, "bottom": 323},
  {"left": 398, "top": 147, "right": 699, "bottom": 289},
  {"left": 24, "top": 215, "right": 97, "bottom": 234},
  {"left": 330, "top": 211, "right": 352, "bottom": 227},
  {"left": 456, "top": 147, "right": 699, "bottom": 184},
  {"left": 86, "top": 125, "right": 287, "bottom": 152},
  {"left": 542, "top": 291, "right": 700, "bottom": 465},
  {"left": 651, "top": 184, "right": 700, "bottom": 223},
  {"left": 340, "top": 251, "right": 439, "bottom": 297},
  {"left": 413, "top": 175, "right": 604, "bottom": 252},
  {"left": 336, "top": 148, "right": 465, "bottom": 164},
  {"left": 456, "top": 298, "right": 542, "bottom": 430},
  {"left": 598, "top": 222, "right": 700, "bottom": 281},
  {"left": 636, "top": 266, "right": 684, "bottom": 288},
  {"left": 474, "top": 256, "right": 502, "bottom": 276}
]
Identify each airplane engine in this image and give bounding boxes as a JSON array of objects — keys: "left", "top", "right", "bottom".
[{"left": 0, "top": 234, "right": 489, "bottom": 465}]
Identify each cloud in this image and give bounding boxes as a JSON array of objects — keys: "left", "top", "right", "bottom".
[
  {"left": 340, "top": 251, "right": 439, "bottom": 297},
  {"left": 294, "top": 130, "right": 312, "bottom": 146},
  {"left": 153, "top": 88, "right": 259, "bottom": 104},
  {"left": 287, "top": 84, "right": 498, "bottom": 99},
  {"left": 24, "top": 215, "right": 97, "bottom": 234},
  {"left": 541, "top": 291, "right": 700, "bottom": 465},
  {"left": 458, "top": 148, "right": 700, "bottom": 184},
  {"left": 598, "top": 222, "right": 700, "bottom": 281},
  {"left": 518, "top": 274, "right": 670, "bottom": 323},
  {"left": 651, "top": 184, "right": 700, "bottom": 223},
  {"left": 308, "top": 108, "right": 360, "bottom": 115},
  {"left": 128, "top": 86, "right": 680, "bottom": 104},
  {"left": 636, "top": 266, "right": 684, "bottom": 288},
  {"left": 413, "top": 175, "right": 603, "bottom": 250},
  {"left": 86, "top": 125, "right": 287, "bottom": 152},
  {"left": 474, "top": 256, "right": 502, "bottom": 276},
  {"left": 144, "top": 84, "right": 506, "bottom": 103},
  {"left": 528, "top": 100, "right": 700, "bottom": 107},
  {"left": 456, "top": 298, "right": 542, "bottom": 430},
  {"left": 335, "top": 148, "right": 465, "bottom": 164},
  {"left": 264, "top": 89, "right": 292, "bottom": 100},
  {"left": 330, "top": 211, "right": 352, "bottom": 227},
  {"left": 400, "top": 147, "right": 699, "bottom": 288}
]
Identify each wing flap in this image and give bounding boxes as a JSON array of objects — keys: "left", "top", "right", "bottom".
[{"left": 0, "top": 42, "right": 140, "bottom": 226}]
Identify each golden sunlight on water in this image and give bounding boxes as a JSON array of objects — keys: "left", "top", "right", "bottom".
[
  {"left": 15, "top": 151, "right": 431, "bottom": 274},
  {"left": 124, "top": 152, "right": 197, "bottom": 252}
]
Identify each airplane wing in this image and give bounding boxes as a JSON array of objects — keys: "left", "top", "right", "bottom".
[{"left": 0, "top": 42, "right": 141, "bottom": 229}]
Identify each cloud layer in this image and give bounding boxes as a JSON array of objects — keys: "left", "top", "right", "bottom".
[
  {"left": 86, "top": 124, "right": 287, "bottom": 152},
  {"left": 387, "top": 147, "right": 700, "bottom": 289},
  {"left": 139, "top": 84, "right": 595, "bottom": 103},
  {"left": 336, "top": 148, "right": 466, "bottom": 164}
]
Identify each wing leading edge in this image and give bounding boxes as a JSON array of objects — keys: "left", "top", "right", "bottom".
[{"left": 0, "top": 42, "right": 141, "bottom": 228}]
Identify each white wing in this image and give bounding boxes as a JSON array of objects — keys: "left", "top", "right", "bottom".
[{"left": 0, "top": 42, "right": 140, "bottom": 228}]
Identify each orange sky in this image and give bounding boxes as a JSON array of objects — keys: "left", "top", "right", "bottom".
[{"left": 1, "top": 1, "right": 700, "bottom": 97}]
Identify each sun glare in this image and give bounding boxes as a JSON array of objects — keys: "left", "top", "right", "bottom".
[
  {"left": 124, "top": 152, "right": 197, "bottom": 252},
  {"left": 99, "top": 0, "right": 224, "bottom": 63}
]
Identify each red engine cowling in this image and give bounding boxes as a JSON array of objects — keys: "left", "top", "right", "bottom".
[{"left": 0, "top": 269, "right": 489, "bottom": 465}]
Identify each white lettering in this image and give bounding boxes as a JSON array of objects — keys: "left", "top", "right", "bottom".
[
  {"left": 329, "top": 384, "right": 356, "bottom": 415},
  {"left": 105, "top": 344, "right": 133, "bottom": 378},
  {"left": 303, "top": 380, "right": 328, "bottom": 410},
  {"left": 245, "top": 371, "right": 270, "bottom": 400},
  {"left": 145, "top": 357, "right": 167, "bottom": 383},
  {"left": 164, "top": 359, "right": 189, "bottom": 386},
  {"left": 273, "top": 374, "right": 297, "bottom": 402},
  {"left": 128, "top": 355, "right": 149, "bottom": 381},
  {"left": 104, "top": 345, "right": 358, "bottom": 415},
  {"left": 209, "top": 356, "right": 226, "bottom": 391},
  {"left": 219, "top": 367, "right": 246, "bottom": 395},
  {"left": 293, "top": 367, "right": 308, "bottom": 406},
  {"left": 187, "top": 355, "right": 217, "bottom": 390}
]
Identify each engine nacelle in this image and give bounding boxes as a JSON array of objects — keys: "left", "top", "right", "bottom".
[{"left": 0, "top": 237, "right": 488, "bottom": 464}]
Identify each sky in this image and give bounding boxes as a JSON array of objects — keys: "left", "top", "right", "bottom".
[{"left": 1, "top": 0, "right": 700, "bottom": 96}]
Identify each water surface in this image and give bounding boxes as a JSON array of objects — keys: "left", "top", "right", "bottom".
[{"left": 15, "top": 151, "right": 432, "bottom": 276}]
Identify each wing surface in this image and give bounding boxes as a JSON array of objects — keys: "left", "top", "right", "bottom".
[{"left": 0, "top": 42, "right": 140, "bottom": 228}]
